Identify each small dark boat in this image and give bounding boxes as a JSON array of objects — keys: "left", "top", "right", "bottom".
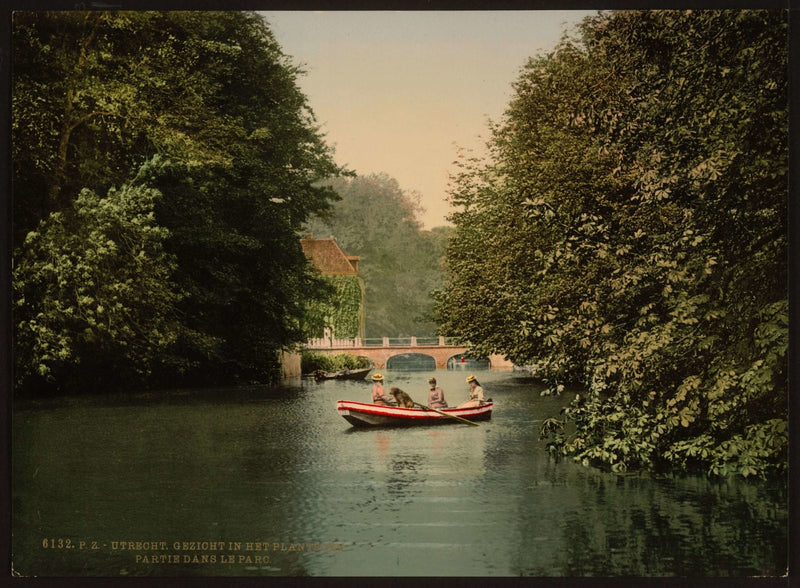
[
  {"left": 337, "top": 399, "right": 493, "bottom": 427},
  {"left": 314, "top": 368, "right": 372, "bottom": 381}
]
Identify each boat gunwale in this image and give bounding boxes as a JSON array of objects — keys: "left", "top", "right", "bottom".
[{"left": 337, "top": 399, "right": 493, "bottom": 421}]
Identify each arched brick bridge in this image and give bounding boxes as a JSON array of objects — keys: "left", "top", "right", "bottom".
[{"left": 305, "top": 336, "right": 513, "bottom": 369}]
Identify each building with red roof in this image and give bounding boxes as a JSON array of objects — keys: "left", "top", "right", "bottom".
[
  {"left": 300, "top": 236, "right": 360, "bottom": 275},
  {"left": 300, "top": 236, "right": 365, "bottom": 339}
]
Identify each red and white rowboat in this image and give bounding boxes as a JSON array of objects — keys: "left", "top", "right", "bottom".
[{"left": 336, "top": 399, "right": 493, "bottom": 427}]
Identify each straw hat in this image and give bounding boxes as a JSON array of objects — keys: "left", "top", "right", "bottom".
[
  {"left": 466, "top": 375, "right": 476, "bottom": 383},
  {"left": 371, "top": 373, "right": 384, "bottom": 381}
]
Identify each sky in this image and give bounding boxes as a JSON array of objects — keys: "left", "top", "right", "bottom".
[{"left": 260, "top": 11, "right": 596, "bottom": 229}]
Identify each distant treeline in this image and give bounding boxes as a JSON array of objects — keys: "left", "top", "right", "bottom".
[
  {"left": 436, "top": 10, "right": 788, "bottom": 477},
  {"left": 305, "top": 174, "right": 451, "bottom": 339}
]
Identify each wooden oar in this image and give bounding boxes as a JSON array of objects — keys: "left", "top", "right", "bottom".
[{"left": 413, "top": 402, "right": 479, "bottom": 426}]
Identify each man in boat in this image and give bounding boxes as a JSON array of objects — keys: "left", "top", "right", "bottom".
[
  {"left": 426, "top": 377, "right": 448, "bottom": 409},
  {"left": 457, "top": 374, "right": 486, "bottom": 408},
  {"left": 371, "top": 373, "right": 396, "bottom": 406}
]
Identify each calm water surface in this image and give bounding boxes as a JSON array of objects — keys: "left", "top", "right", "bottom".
[{"left": 12, "top": 370, "right": 787, "bottom": 577}]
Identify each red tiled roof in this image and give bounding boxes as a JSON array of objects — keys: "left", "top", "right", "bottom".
[{"left": 300, "top": 237, "right": 360, "bottom": 275}]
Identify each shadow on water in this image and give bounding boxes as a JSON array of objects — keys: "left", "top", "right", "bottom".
[{"left": 13, "top": 382, "right": 309, "bottom": 411}]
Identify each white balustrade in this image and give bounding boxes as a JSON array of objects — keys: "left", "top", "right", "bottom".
[{"left": 305, "top": 336, "right": 465, "bottom": 349}]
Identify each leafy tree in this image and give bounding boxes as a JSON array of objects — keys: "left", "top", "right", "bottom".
[
  {"left": 305, "top": 174, "right": 450, "bottom": 337},
  {"left": 437, "top": 10, "right": 788, "bottom": 477},
  {"left": 12, "top": 12, "right": 223, "bottom": 244},
  {"left": 142, "top": 12, "right": 343, "bottom": 384},
  {"left": 12, "top": 11, "right": 344, "bottom": 390},
  {"left": 13, "top": 158, "right": 180, "bottom": 393}
]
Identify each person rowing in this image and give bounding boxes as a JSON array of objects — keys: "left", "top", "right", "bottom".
[{"left": 426, "top": 377, "right": 448, "bottom": 409}]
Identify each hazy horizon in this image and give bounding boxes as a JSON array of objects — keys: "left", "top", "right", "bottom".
[{"left": 261, "top": 10, "right": 595, "bottom": 229}]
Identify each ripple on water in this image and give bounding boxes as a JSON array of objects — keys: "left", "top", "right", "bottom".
[{"left": 11, "top": 372, "right": 788, "bottom": 577}]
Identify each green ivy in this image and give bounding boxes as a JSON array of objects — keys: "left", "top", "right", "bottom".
[{"left": 306, "top": 274, "right": 364, "bottom": 339}]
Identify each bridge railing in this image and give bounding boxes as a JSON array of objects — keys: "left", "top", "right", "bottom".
[{"left": 306, "top": 336, "right": 464, "bottom": 349}]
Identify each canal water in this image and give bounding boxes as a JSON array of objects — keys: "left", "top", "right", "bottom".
[{"left": 12, "top": 370, "right": 787, "bottom": 577}]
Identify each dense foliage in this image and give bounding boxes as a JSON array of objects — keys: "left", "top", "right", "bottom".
[
  {"left": 304, "top": 274, "right": 366, "bottom": 339},
  {"left": 13, "top": 11, "right": 343, "bottom": 392},
  {"left": 300, "top": 351, "right": 371, "bottom": 374},
  {"left": 305, "top": 174, "right": 451, "bottom": 337},
  {"left": 436, "top": 10, "right": 788, "bottom": 477},
  {"left": 13, "top": 158, "right": 180, "bottom": 391}
]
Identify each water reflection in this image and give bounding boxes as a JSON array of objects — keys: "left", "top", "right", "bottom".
[
  {"left": 529, "top": 470, "right": 789, "bottom": 577},
  {"left": 426, "top": 430, "right": 447, "bottom": 457},
  {"left": 386, "top": 454, "right": 425, "bottom": 507},
  {"left": 375, "top": 431, "right": 391, "bottom": 459},
  {"left": 12, "top": 370, "right": 787, "bottom": 577},
  {"left": 386, "top": 353, "right": 436, "bottom": 371},
  {"left": 446, "top": 354, "right": 491, "bottom": 370}
]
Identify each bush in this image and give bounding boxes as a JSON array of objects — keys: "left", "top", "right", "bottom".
[{"left": 301, "top": 351, "right": 371, "bottom": 373}]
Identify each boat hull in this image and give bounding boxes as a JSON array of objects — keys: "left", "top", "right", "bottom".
[
  {"left": 337, "top": 400, "right": 493, "bottom": 427},
  {"left": 313, "top": 368, "right": 372, "bottom": 381},
  {"left": 334, "top": 368, "right": 371, "bottom": 380}
]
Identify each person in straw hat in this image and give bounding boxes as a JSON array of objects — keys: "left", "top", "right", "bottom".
[
  {"left": 457, "top": 374, "right": 485, "bottom": 408},
  {"left": 370, "top": 373, "right": 396, "bottom": 406}
]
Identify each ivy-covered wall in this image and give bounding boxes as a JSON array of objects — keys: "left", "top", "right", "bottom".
[{"left": 308, "top": 274, "right": 365, "bottom": 339}]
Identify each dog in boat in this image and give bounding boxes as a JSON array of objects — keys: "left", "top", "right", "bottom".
[{"left": 389, "top": 387, "right": 416, "bottom": 408}]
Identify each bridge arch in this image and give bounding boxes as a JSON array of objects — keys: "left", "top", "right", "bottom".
[
  {"left": 385, "top": 352, "right": 436, "bottom": 371},
  {"left": 446, "top": 353, "right": 491, "bottom": 370}
]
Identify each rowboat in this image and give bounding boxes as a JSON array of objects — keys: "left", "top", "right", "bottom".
[
  {"left": 337, "top": 399, "right": 493, "bottom": 427},
  {"left": 312, "top": 368, "right": 372, "bottom": 381}
]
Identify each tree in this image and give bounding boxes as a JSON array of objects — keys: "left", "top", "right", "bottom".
[
  {"left": 437, "top": 10, "right": 788, "bottom": 476},
  {"left": 12, "top": 11, "right": 344, "bottom": 390},
  {"left": 143, "top": 12, "right": 343, "bottom": 384},
  {"left": 12, "top": 12, "right": 225, "bottom": 245},
  {"left": 13, "top": 158, "right": 180, "bottom": 393},
  {"left": 305, "top": 174, "right": 450, "bottom": 337}
]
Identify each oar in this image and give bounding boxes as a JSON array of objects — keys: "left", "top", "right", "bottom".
[{"left": 414, "top": 402, "right": 479, "bottom": 426}]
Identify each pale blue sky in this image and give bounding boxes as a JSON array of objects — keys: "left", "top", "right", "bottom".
[{"left": 260, "top": 11, "right": 595, "bottom": 228}]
